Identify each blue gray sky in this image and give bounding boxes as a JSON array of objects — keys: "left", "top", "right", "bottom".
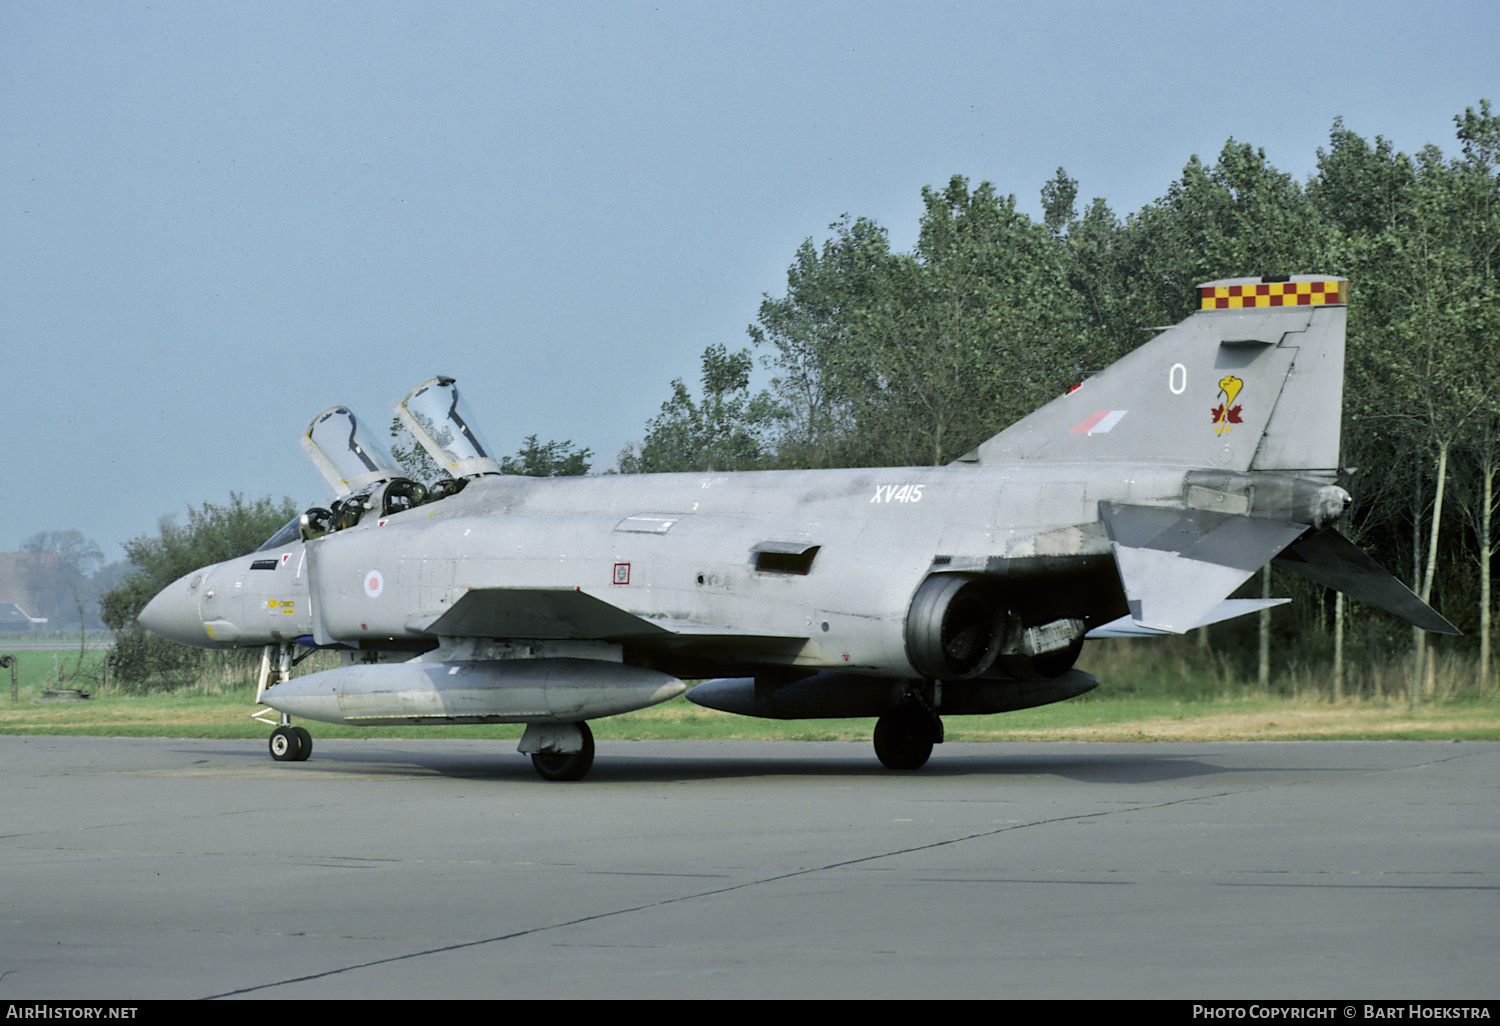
[{"left": 4, "top": 0, "right": 1497, "bottom": 562}]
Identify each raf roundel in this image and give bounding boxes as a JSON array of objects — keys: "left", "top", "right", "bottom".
[{"left": 364, "top": 570, "right": 384, "bottom": 599}]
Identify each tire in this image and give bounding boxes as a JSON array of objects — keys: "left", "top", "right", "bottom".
[
  {"left": 530, "top": 722, "right": 595, "bottom": 782},
  {"left": 269, "top": 725, "right": 302, "bottom": 762},
  {"left": 873, "top": 708, "right": 936, "bottom": 770},
  {"left": 291, "top": 726, "right": 313, "bottom": 761}
]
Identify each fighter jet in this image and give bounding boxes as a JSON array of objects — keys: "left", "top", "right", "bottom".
[{"left": 138, "top": 275, "right": 1457, "bottom": 780}]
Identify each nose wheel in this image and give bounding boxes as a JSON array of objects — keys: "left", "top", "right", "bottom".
[{"left": 269, "top": 725, "right": 313, "bottom": 762}]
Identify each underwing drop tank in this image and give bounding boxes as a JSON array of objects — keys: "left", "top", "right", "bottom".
[
  {"left": 687, "top": 669, "right": 1099, "bottom": 719},
  {"left": 262, "top": 658, "right": 687, "bottom": 726}
]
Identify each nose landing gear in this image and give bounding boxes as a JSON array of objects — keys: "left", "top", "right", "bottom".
[{"left": 269, "top": 724, "right": 313, "bottom": 762}]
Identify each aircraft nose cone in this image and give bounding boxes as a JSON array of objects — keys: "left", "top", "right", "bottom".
[{"left": 138, "top": 573, "right": 206, "bottom": 646}]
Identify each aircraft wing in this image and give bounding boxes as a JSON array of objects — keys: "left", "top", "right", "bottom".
[{"left": 409, "top": 587, "right": 803, "bottom": 642}]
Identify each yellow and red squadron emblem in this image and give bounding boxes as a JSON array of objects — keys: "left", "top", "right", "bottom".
[{"left": 1212, "top": 375, "right": 1244, "bottom": 434}]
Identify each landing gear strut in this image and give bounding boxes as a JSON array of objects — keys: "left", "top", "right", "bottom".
[{"left": 873, "top": 704, "right": 942, "bottom": 770}]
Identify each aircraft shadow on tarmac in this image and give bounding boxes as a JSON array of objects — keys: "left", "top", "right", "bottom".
[{"left": 198, "top": 740, "right": 1249, "bottom": 785}]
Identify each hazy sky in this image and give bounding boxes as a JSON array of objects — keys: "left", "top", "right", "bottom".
[{"left": 4, "top": 0, "right": 1497, "bottom": 562}]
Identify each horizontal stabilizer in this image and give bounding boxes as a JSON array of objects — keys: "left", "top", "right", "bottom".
[
  {"left": 1101, "top": 503, "right": 1307, "bottom": 634},
  {"left": 1273, "top": 529, "right": 1461, "bottom": 635},
  {"left": 1087, "top": 598, "right": 1290, "bottom": 637}
]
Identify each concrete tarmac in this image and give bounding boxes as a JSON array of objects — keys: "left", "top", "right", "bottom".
[{"left": 1, "top": 735, "right": 1495, "bottom": 1000}]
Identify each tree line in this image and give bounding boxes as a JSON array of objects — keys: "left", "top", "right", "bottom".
[
  {"left": 620, "top": 103, "right": 1499, "bottom": 690},
  {"left": 66, "top": 101, "right": 1499, "bottom": 694}
]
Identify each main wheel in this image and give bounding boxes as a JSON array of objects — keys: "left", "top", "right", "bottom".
[
  {"left": 530, "top": 722, "right": 595, "bottom": 782},
  {"left": 269, "top": 725, "right": 303, "bottom": 762},
  {"left": 873, "top": 708, "right": 937, "bottom": 770},
  {"left": 291, "top": 726, "right": 313, "bottom": 761}
]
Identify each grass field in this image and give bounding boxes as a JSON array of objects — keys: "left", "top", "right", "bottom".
[{"left": 2, "top": 638, "right": 1496, "bottom": 743}]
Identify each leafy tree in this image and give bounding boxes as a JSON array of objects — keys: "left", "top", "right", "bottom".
[
  {"left": 1308, "top": 120, "right": 1427, "bottom": 674},
  {"left": 749, "top": 215, "right": 898, "bottom": 468},
  {"left": 1060, "top": 195, "right": 1136, "bottom": 367},
  {"left": 618, "top": 345, "right": 783, "bottom": 473},
  {"left": 751, "top": 178, "right": 1085, "bottom": 468},
  {"left": 887, "top": 176, "right": 1085, "bottom": 465},
  {"left": 500, "top": 436, "right": 592, "bottom": 477},
  {"left": 1040, "top": 167, "right": 1078, "bottom": 236},
  {"left": 1310, "top": 118, "right": 1418, "bottom": 241},
  {"left": 1453, "top": 102, "right": 1500, "bottom": 666},
  {"left": 1307, "top": 109, "right": 1500, "bottom": 697},
  {"left": 1112, "top": 141, "right": 1332, "bottom": 332},
  {"left": 1442, "top": 102, "right": 1500, "bottom": 691}
]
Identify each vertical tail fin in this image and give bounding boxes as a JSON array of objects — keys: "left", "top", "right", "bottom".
[
  {"left": 960, "top": 276, "right": 1347, "bottom": 472},
  {"left": 955, "top": 275, "right": 1453, "bottom": 636}
]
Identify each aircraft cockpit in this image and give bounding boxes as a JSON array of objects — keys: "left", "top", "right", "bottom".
[
  {"left": 303, "top": 405, "right": 406, "bottom": 494},
  {"left": 294, "top": 379, "right": 499, "bottom": 541},
  {"left": 395, "top": 376, "right": 502, "bottom": 478},
  {"left": 255, "top": 514, "right": 305, "bottom": 553},
  {"left": 297, "top": 405, "right": 408, "bottom": 539}
]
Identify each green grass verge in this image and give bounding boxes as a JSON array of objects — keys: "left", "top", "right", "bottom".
[
  {"left": 3, "top": 641, "right": 1497, "bottom": 742},
  {"left": 2, "top": 684, "right": 1497, "bottom": 743}
]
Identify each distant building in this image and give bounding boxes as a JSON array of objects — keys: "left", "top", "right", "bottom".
[
  {"left": 0, "top": 601, "right": 46, "bottom": 631},
  {"left": 0, "top": 553, "right": 53, "bottom": 631}
]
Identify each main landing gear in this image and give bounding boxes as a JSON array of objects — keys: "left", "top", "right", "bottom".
[
  {"left": 873, "top": 704, "right": 943, "bottom": 770},
  {"left": 269, "top": 724, "right": 313, "bottom": 762},
  {"left": 527, "top": 721, "right": 595, "bottom": 782}
]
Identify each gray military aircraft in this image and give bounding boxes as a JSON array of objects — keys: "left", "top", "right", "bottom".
[{"left": 139, "top": 275, "right": 1457, "bottom": 780}]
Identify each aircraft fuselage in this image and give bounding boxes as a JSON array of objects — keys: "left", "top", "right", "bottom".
[
  {"left": 135, "top": 277, "right": 1457, "bottom": 778},
  {"left": 145, "top": 460, "right": 1197, "bottom": 679}
]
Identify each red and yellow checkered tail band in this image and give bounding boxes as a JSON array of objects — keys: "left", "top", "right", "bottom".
[{"left": 1200, "top": 280, "right": 1348, "bottom": 309}]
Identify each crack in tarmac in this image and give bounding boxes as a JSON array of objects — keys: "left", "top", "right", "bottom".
[
  {"left": 189, "top": 745, "right": 1492, "bottom": 998},
  {"left": 201, "top": 784, "right": 1255, "bottom": 998}
]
